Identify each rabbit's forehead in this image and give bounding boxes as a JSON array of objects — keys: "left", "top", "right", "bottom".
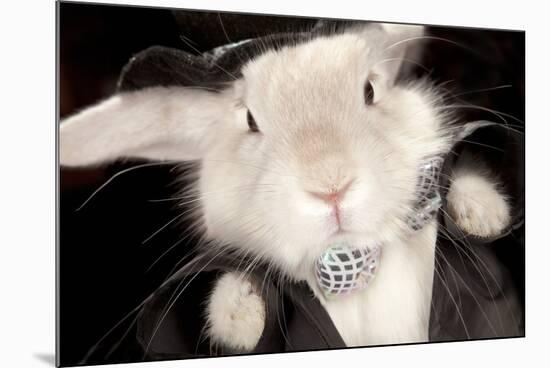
[
  {"left": 241, "top": 35, "right": 373, "bottom": 130},
  {"left": 243, "top": 34, "right": 371, "bottom": 98}
]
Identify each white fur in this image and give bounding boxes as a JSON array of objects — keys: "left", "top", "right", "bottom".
[
  {"left": 206, "top": 272, "right": 265, "bottom": 351},
  {"left": 59, "top": 23, "right": 510, "bottom": 352},
  {"left": 447, "top": 155, "right": 511, "bottom": 237},
  {"left": 60, "top": 87, "right": 232, "bottom": 166}
]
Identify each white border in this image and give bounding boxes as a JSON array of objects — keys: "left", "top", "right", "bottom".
[
  {"left": 2, "top": 0, "right": 547, "bottom": 367},
  {"left": 55, "top": 0, "right": 528, "bottom": 30}
]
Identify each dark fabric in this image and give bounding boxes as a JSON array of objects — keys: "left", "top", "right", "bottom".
[
  {"left": 116, "top": 33, "right": 304, "bottom": 92},
  {"left": 116, "top": 20, "right": 368, "bottom": 93},
  {"left": 133, "top": 255, "right": 346, "bottom": 359},
  {"left": 429, "top": 122, "right": 524, "bottom": 342},
  {"left": 83, "top": 23, "right": 524, "bottom": 365}
]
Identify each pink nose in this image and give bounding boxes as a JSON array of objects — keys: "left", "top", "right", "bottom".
[{"left": 307, "top": 179, "right": 354, "bottom": 205}]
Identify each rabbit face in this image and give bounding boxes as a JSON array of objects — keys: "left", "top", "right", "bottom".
[{"left": 200, "top": 31, "right": 452, "bottom": 280}]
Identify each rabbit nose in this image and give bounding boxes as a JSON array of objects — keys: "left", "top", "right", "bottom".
[{"left": 307, "top": 178, "right": 355, "bottom": 205}]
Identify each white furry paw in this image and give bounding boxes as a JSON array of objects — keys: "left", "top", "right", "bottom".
[
  {"left": 206, "top": 272, "right": 266, "bottom": 352},
  {"left": 447, "top": 167, "right": 510, "bottom": 238}
]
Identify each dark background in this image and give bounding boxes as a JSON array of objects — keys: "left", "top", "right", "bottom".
[{"left": 59, "top": 1, "right": 525, "bottom": 366}]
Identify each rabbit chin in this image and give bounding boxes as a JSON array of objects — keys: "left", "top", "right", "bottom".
[{"left": 278, "top": 229, "right": 403, "bottom": 282}]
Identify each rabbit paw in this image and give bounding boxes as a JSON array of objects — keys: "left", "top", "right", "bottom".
[
  {"left": 206, "top": 272, "right": 266, "bottom": 352},
  {"left": 447, "top": 168, "right": 510, "bottom": 238}
]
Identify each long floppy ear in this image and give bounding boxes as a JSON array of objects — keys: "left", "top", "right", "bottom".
[
  {"left": 371, "top": 23, "right": 425, "bottom": 84},
  {"left": 60, "top": 86, "right": 233, "bottom": 167}
]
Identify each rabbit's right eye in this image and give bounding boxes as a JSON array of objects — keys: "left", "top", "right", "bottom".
[
  {"left": 247, "top": 110, "right": 260, "bottom": 133},
  {"left": 364, "top": 79, "right": 375, "bottom": 105}
]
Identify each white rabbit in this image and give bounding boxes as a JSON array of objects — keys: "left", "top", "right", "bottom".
[{"left": 60, "top": 23, "right": 510, "bottom": 352}]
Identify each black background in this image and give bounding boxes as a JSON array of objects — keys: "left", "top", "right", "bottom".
[{"left": 59, "top": 1, "right": 525, "bottom": 366}]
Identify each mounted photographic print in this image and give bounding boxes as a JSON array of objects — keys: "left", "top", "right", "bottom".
[{"left": 57, "top": 1, "right": 525, "bottom": 366}]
